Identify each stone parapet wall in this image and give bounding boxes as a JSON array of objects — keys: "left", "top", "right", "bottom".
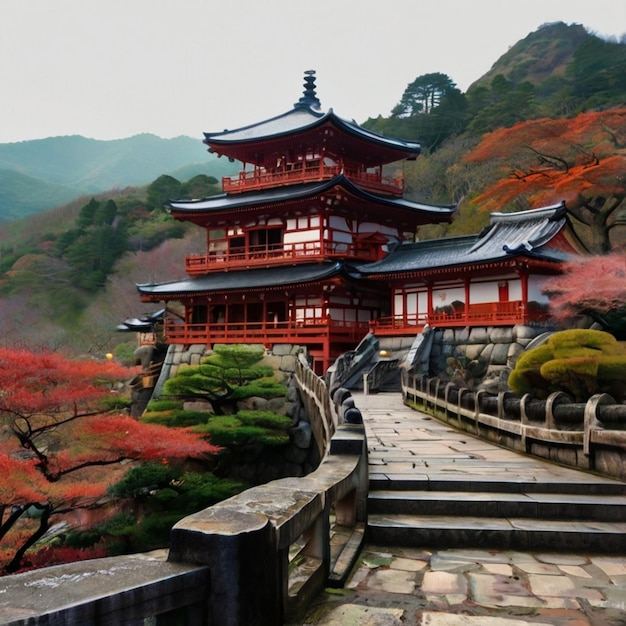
[{"left": 429, "top": 324, "right": 549, "bottom": 391}]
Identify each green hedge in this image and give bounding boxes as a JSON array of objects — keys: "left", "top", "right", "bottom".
[{"left": 509, "top": 329, "right": 626, "bottom": 401}]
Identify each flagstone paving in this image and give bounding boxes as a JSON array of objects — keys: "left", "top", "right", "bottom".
[{"left": 290, "top": 393, "right": 626, "bottom": 625}]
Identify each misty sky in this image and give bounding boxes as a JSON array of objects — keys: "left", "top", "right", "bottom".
[{"left": 1, "top": 0, "right": 624, "bottom": 144}]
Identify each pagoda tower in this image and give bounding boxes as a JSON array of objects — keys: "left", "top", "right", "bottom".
[{"left": 138, "top": 71, "right": 454, "bottom": 373}]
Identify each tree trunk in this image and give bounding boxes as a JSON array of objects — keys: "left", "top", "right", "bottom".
[{"left": 5, "top": 504, "right": 52, "bottom": 573}]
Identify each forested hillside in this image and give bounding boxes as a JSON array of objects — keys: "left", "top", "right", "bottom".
[
  {"left": 368, "top": 22, "right": 626, "bottom": 245},
  {"left": 0, "top": 21, "right": 624, "bottom": 357},
  {"left": 0, "top": 134, "right": 238, "bottom": 222}
]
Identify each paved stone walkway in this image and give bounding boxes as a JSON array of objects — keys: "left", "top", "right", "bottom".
[{"left": 291, "top": 393, "right": 626, "bottom": 625}]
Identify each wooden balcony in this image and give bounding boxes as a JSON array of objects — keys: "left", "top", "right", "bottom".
[
  {"left": 185, "top": 241, "right": 381, "bottom": 275},
  {"left": 163, "top": 318, "right": 369, "bottom": 346},
  {"left": 372, "top": 301, "right": 551, "bottom": 336},
  {"left": 222, "top": 164, "right": 403, "bottom": 196}
]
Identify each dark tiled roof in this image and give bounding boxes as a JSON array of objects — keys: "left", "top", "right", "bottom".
[
  {"left": 169, "top": 174, "right": 455, "bottom": 218},
  {"left": 137, "top": 262, "right": 345, "bottom": 297},
  {"left": 203, "top": 106, "right": 420, "bottom": 156},
  {"left": 202, "top": 71, "right": 421, "bottom": 165},
  {"left": 358, "top": 202, "right": 576, "bottom": 275}
]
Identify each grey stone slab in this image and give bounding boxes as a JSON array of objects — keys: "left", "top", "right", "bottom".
[
  {"left": 468, "top": 572, "right": 544, "bottom": 609},
  {"left": 527, "top": 573, "right": 604, "bottom": 601},
  {"left": 421, "top": 615, "right": 554, "bottom": 626},
  {"left": 421, "top": 570, "right": 468, "bottom": 596}
]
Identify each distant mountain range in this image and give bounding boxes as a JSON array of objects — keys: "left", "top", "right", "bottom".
[
  {"left": 1, "top": 21, "right": 623, "bottom": 226},
  {"left": 0, "top": 134, "right": 238, "bottom": 222}
]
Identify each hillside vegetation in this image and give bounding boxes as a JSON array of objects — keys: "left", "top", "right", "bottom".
[
  {"left": 0, "top": 21, "right": 624, "bottom": 356},
  {"left": 0, "top": 134, "right": 238, "bottom": 222}
]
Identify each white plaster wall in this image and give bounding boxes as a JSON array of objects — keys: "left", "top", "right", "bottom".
[
  {"left": 284, "top": 230, "right": 318, "bottom": 244},
  {"left": 470, "top": 282, "right": 499, "bottom": 303}
]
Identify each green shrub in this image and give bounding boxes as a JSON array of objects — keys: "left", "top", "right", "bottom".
[
  {"left": 109, "top": 463, "right": 179, "bottom": 499},
  {"left": 509, "top": 329, "right": 626, "bottom": 401},
  {"left": 237, "top": 410, "right": 291, "bottom": 429},
  {"left": 597, "top": 355, "right": 626, "bottom": 380},
  {"left": 98, "top": 512, "right": 137, "bottom": 538},
  {"left": 549, "top": 328, "right": 618, "bottom": 352},
  {"left": 230, "top": 378, "right": 287, "bottom": 400},
  {"left": 145, "top": 399, "right": 184, "bottom": 412},
  {"left": 104, "top": 465, "right": 247, "bottom": 553},
  {"left": 99, "top": 394, "right": 133, "bottom": 412},
  {"left": 197, "top": 410, "right": 291, "bottom": 447},
  {"left": 508, "top": 344, "right": 554, "bottom": 396},
  {"left": 161, "top": 345, "right": 286, "bottom": 412},
  {"left": 64, "top": 530, "right": 103, "bottom": 549},
  {"left": 172, "top": 472, "right": 246, "bottom": 511},
  {"left": 540, "top": 356, "right": 599, "bottom": 400},
  {"left": 142, "top": 408, "right": 209, "bottom": 427}
]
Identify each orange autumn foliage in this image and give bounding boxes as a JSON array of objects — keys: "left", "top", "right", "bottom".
[
  {"left": 0, "top": 347, "right": 219, "bottom": 574},
  {"left": 463, "top": 109, "right": 626, "bottom": 252}
]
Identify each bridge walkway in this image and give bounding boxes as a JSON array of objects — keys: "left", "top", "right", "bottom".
[{"left": 292, "top": 392, "right": 626, "bottom": 625}]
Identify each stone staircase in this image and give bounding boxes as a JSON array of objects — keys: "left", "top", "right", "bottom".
[
  {"left": 356, "top": 392, "right": 626, "bottom": 554},
  {"left": 367, "top": 476, "right": 626, "bottom": 553}
]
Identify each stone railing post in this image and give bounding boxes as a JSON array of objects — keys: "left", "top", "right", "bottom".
[{"left": 168, "top": 508, "right": 279, "bottom": 626}]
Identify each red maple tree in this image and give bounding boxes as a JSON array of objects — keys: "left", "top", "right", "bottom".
[
  {"left": 0, "top": 348, "right": 219, "bottom": 573},
  {"left": 542, "top": 252, "right": 626, "bottom": 338},
  {"left": 464, "top": 109, "right": 626, "bottom": 253}
]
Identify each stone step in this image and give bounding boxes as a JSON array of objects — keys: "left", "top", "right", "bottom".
[
  {"left": 369, "top": 474, "right": 626, "bottom": 495},
  {"left": 368, "top": 490, "right": 626, "bottom": 522},
  {"left": 367, "top": 513, "right": 626, "bottom": 553}
]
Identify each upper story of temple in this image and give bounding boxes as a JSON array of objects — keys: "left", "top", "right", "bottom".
[
  {"left": 204, "top": 70, "right": 421, "bottom": 197},
  {"left": 167, "top": 71, "right": 455, "bottom": 275}
]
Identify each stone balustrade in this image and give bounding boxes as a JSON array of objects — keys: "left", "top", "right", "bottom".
[
  {"left": 403, "top": 371, "right": 626, "bottom": 481},
  {"left": 0, "top": 360, "right": 367, "bottom": 626}
]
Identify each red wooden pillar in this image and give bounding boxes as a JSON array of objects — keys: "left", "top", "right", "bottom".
[
  {"left": 464, "top": 277, "right": 470, "bottom": 325},
  {"left": 427, "top": 282, "right": 433, "bottom": 325},
  {"left": 520, "top": 270, "right": 529, "bottom": 324}
]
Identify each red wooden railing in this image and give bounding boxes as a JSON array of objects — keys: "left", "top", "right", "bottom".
[
  {"left": 372, "top": 301, "right": 550, "bottom": 335},
  {"left": 163, "top": 303, "right": 550, "bottom": 347},
  {"left": 185, "top": 241, "right": 380, "bottom": 274},
  {"left": 222, "top": 164, "right": 403, "bottom": 196},
  {"left": 163, "top": 318, "right": 368, "bottom": 346}
]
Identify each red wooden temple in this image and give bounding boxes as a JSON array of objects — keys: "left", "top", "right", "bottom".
[{"left": 137, "top": 72, "right": 585, "bottom": 373}]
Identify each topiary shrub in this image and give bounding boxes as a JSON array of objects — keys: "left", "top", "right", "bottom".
[
  {"left": 146, "top": 399, "right": 185, "bottom": 412},
  {"left": 142, "top": 408, "right": 209, "bottom": 427},
  {"left": 161, "top": 345, "right": 286, "bottom": 415},
  {"left": 196, "top": 410, "right": 291, "bottom": 447},
  {"left": 509, "top": 329, "right": 626, "bottom": 401}
]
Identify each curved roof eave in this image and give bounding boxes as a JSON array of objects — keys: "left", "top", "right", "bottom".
[
  {"left": 136, "top": 261, "right": 345, "bottom": 297},
  {"left": 357, "top": 202, "right": 577, "bottom": 276},
  {"left": 169, "top": 173, "right": 456, "bottom": 217},
  {"left": 360, "top": 249, "right": 564, "bottom": 279},
  {"left": 203, "top": 106, "right": 328, "bottom": 144},
  {"left": 203, "top": 105, "right": 420, "bottom": 157}
]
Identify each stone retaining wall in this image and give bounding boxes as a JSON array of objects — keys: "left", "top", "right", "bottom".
[{"left": 429, "top": 324, "right": 549, "bottom": 391}]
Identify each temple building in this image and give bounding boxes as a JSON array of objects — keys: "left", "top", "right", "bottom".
[
  {"left": 137, "top": 72, "right": 585, "bottom": 374},
  {"left": 137, "top": 71, "right": 454, "bottom": 373},
  {"left": 361, "top": 202, "right": 587, "bottom": 335}
]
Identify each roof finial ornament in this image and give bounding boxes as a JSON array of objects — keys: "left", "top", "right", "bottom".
[{"left": 294, "top": 70, "right": 321, "bottom": 110}]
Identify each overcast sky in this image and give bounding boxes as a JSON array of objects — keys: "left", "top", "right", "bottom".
[{"left": 1, "top": 0, "right": 624, "bottom": 144}]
